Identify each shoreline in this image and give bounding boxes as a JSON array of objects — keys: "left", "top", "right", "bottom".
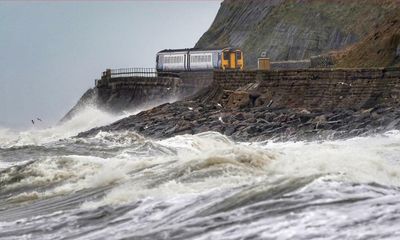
[{"left": 78, "top": 85, "right": 400, "bottom": 142}]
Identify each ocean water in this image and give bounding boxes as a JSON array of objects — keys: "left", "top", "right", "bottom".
[{"left": 1, "top": 107, "right": 400, "bottom": 239}]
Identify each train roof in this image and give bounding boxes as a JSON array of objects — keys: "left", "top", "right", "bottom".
[{"left": 157, "top": 47, "right": 240, "bottom": 54}]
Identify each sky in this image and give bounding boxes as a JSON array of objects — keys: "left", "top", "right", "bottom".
[{"left": 0, "top": 0, "right": 221, "bottom": 129}]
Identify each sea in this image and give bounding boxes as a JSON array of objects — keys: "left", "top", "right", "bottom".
[{"left": 1, "top": 106, "right": 400, "bottom": 240}]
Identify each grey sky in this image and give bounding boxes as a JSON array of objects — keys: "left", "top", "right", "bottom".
[{"left": 0, "top": 1, "right": 221, "bottom": 129}]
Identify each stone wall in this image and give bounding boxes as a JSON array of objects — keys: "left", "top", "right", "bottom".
[
  {"left": 96, "top": 76, "right": 180, "bottom": 112},
  {"left": 214, "top": 68, "right": 400, "bottom": 110},
  {"left": 178, "top": 71, "right": 214, "bottom": 95},
  {"left": 95, "top": 71, "right": 214, "bottom": 112}
]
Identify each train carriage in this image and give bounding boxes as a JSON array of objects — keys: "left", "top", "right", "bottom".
[{"left": 156, "top": 48, "right": 244, "bottom": 72}]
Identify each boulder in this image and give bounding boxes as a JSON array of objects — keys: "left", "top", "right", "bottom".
[{"left": 226, "top": 91, "right": 251, "bottom": 109}]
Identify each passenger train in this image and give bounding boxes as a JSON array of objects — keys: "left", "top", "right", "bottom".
[{"left": 156, "top": 48, "right": 244, "bottom": 72}]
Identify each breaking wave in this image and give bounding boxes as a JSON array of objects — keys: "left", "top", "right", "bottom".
[{"left": 1, "top": 117, "right": 400, "bottom": 239}]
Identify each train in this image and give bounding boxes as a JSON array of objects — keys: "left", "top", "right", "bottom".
[{"left": 156, "top": 48, "right": 244, "bottom": 72}]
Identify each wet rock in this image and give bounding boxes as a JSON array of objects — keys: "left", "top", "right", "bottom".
[
  {"left": 77, "top": 90, "right": 400, "bottom": 143},
  {"left": 226, "top": 91, "right": 251, "bottom": 109},
  {"left": 224, "top": 125, "right": 236, "bottom": 136}
]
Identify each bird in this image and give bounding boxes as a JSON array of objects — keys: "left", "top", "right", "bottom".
[
  {"left": 36, "top": 118, "right": 42, "bottom": 122},
  {"left": 31, "top": 120, "right": 35, "bottom": 125}
]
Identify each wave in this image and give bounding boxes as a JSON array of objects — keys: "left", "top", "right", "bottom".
[
  {"left": 2, "top": 130, "right": 400, "bottom": 212},
  {"left": 2, "top": 130, "right": 400, "bottom": 239},
  {"left": 0, "top": 105, "right": 137, "bottom": 149}
]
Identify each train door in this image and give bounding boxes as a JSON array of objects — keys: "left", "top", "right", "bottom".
[
  {"left": 222, "top": 51, "right": 230, "bottom": 70},
  {"left": 236, "top": 51, "right": 243, "bottom": 70},
  {"left": 230, "top": 52, "right": 237, "bottom": 69}
]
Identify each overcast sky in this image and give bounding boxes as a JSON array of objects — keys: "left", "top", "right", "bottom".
[{"left": 0, "top": 1, "right": 221, "bottom": 129}]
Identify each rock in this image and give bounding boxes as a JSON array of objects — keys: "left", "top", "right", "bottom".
[
  {"left": 313, "top": 115, "right": 327, "bottom": 124},
  {"left": 226, "top": 91, "right": 250, "bottom": 109},
  {"left": 253, "top": 97, "right": 265, "bottom": 107},
  {"left": 299, "top": 109, "right": 311, "bottom": 114},
  {"left": 76, "top": 91, "right": 400, "bottom": 143},
  {"left": 224, "top": 125, "right": 237, "bottom": 135},
  {"left": 235, "top": 113, "right": 246, "bottom": 121}
]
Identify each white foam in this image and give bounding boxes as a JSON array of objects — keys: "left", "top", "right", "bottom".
[
  {"left": 0, "top": 105, "right": 136, "bottom": 148},
  {"left": 4, "top": 130, "right": 400, "bottom": 209},
  {"left": 256, "top": 130, "right": 400, "bottom": 187}
]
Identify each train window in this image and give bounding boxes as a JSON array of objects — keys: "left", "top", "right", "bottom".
[
  {"left": 223, "top": 52, "right": 230, "bottom": 60},
  {"left": 236, "top": 52, "right": 242, "bottom": 60}
]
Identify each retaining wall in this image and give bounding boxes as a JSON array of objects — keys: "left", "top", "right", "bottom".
[
  {"left": 95, "top": 71, "right": 214, "bottom": 111},
  {"left": 214, "top": 68, "right": 400, "bottom": 110}
]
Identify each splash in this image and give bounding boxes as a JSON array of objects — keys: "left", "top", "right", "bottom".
[{"left": 0, "top": 105, "right": 135, "bottom": 148}]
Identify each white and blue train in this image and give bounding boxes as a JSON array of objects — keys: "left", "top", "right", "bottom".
[{"left": 156, "top": 48, "right": 244, "bottom": 72}]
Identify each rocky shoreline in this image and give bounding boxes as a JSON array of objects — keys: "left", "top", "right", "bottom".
[{"left": 78, "top": 84, "right": 400, "bottom": 142}]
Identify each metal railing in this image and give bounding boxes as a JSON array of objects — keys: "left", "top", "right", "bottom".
[
  {"left": 95, "top": 67, "right": 181, "bottom": 87},
  {"left": 102, "top": 68, "right": 158, "bottom": 79}
]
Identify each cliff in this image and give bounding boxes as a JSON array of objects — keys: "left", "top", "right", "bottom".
[
  {"left": 335, "top": 14, "right": 400, "bottom": 68},
  {"left": 196, "top": 0, "right": 400, "bottom": 68}
]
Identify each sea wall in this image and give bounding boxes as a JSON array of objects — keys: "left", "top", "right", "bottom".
[
  {"left": 214, "top": 68, "right": 400, "bottom": 110},
  {"left": 95, "top": 71, "right": 214, "bottom": 112},
  {"left": 96, "top": 76, "right": 180, "bottom": 112}
]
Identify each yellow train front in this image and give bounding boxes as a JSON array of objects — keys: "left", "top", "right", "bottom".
[{"left": 156, "top": 48, "right": 244, "bottom": 72}]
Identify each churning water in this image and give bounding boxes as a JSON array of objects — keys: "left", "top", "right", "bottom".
[{"left": 1, "top": 107, "right": 400, "bottom": 239}]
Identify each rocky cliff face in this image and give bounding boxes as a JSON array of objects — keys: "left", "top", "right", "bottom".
[
  {"left": 335, "top": 14, "right": 400, "bottom": 68},
  {"left": 196, "top": 0, "right": 400, "bottom": 68}
]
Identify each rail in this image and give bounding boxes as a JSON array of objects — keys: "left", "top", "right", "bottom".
[
  {"left": 96, "top": 67, "right": 181, "bottom": 87},
  {"left": 106, "top": 68, "right": 158, "bottom": 78}
]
